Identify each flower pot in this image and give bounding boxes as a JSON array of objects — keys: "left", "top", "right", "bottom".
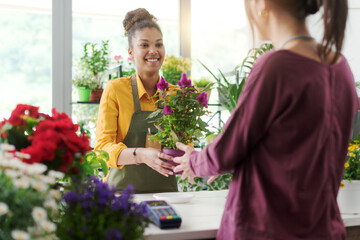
[
  {"left": 162, "top": 149, "right": 184, "bottom": 175},
  {"left": 89, "top": 89, "right": 103, "bottom": 102},
  {"left": 337, "top": 180, "right": 360, "bottom": 214},
  {"left": 77, "top": 87, "right": 91, "bottom": 102}
]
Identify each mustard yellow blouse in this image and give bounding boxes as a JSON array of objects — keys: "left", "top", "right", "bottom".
[{"left": 94, "top": 73, "right": 160, "bottom": 169}]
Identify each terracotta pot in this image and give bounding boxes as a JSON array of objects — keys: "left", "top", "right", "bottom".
[
  {"left": 89, "top": 89, "right": 103, "bottom": 102},
  {"left": 196, "top": 87, "right": 212, "bottom": 100},
  {"left": 162, "top": 149, "right": 184, "bottom": 175}
]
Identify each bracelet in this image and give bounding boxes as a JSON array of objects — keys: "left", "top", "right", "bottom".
[{"left": 133, "top": 148, "right": 140, "bottom": 165}]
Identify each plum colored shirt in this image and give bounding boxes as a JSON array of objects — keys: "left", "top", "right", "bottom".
[{"left": 189, "top": 50, "right": 358, "bottom": 240}]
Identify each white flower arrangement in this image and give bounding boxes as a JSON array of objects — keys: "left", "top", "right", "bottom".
[{"left": 0, "top": 143, "right": 60, "bottom": 240}]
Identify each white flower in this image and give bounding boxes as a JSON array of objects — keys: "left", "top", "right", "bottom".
[
  {"left": 15, "top": 151, "right": 31, "bottom": 160},
  {"left": 38, "top": 175, "right": 56, "bottom": 185},
  {"left": 44, "top": 199, "right": 58, "bottom": 212},
  {"left": 39, "top": 220, "right": 56, "bottom": 232},
  {"left": 48, "top": 170, "right": 65, "bottom": 179},
  {"left": 4, "top": 169, "right": 20, "bottom": 178},
  {"left": 11, "top": 230, "right": 30, "bottom": 240},
  {"left": 47, "top": 189, "right": 61, "bottom": 201},
  {"left": 24, "top": 163, "right": 47, "bottom": 175},
  {"left": 31, "top": 179, "right": 48, "bottom": 192},
  {"left": 13, "top": 177, "right": 30, "bottom": 189},
  {"left": 0, "top": 202, "right": 9, "bottom": 216},
  {"left": 32, "top": 207, "right": 47, "bottom": 222}
]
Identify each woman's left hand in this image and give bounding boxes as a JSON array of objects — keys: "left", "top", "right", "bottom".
[{"left": 173, "top": 142, "right": 196, "bottom": 183}]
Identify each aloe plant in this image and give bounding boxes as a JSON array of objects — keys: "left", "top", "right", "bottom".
[{"left": 200, "top": 43, "right": 274, "bottom": 113}]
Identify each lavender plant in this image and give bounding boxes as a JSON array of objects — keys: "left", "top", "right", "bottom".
[{"left": 57, "top": 176, "right": 149, "bottom": 240}]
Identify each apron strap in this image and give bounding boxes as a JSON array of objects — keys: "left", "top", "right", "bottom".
[{"left": 131, "top": 74, "right": 141, "bottom": 112}]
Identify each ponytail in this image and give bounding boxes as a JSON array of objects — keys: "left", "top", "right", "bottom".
[{"left": 319, "top": 0, "right": 348, "bottom": 64}]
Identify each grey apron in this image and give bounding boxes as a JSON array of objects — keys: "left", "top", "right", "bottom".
[{"left": 107, "top": 74, "right": 178, "bottom": 193}]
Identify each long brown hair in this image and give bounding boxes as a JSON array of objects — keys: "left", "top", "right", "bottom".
[{"left": 244, "top": 0, "right": 348, "bottom": 64}]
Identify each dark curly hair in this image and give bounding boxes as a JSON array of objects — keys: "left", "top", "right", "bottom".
[{"left": 123, "top": 8, "right": 162, "bottom": 47}]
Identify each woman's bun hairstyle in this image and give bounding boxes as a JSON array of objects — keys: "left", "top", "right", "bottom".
[{"left": 123, "top": 8, "right": 157, "bottom": 37}]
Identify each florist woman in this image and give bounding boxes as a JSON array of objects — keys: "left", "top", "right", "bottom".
[
  {"left": 95, "top": 8, "right": 177, "bottom": 193},
  {"left": 174, "top": 0, "right": 358, "bottom": 239}
]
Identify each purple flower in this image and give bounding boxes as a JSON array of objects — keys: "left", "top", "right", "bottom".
[
  {"left": 163, "top": 105, "right": 173, "bottom": 115},
  {"left": 177, "top": 131, "right": 183, "bottom": 137},
  {"left": 178, "top": 73, "right": 192, "bottom": 88},
  {"left": 196, "top": 92, "right": 208, "bottom": 108},
  {"left": 105, "top": 228, "right": 122, "bottom": 240},
  {"left": 157, "top": 76, "right": 169, "bottom": 91}
]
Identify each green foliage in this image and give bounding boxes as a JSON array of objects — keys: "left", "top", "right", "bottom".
[
  {"left": 177, "top": 173, "right": 232, "bottom": 192},
  {"left": 200, "top": 43, "right": 274, "bottom": 113},
  {"left": 161, "top": 55, "right": 191, "bottom": 85},
  {"left": 80, "top": 40, "right": 110, "bottom": 89},
  {"left": 83, "top": 150, "right": 109, "bottom": 178},
  {"left": 344, "top": 134, "right": 360, "bottom": 180},
  {"left": 193, "top": 77, "right": 214, "bottom": 88}
]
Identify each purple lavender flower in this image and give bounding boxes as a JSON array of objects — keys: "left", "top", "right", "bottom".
[
  {"left": 177, "top": 131, "right": 183, "bottom": 137},
  {"left": 178, "top": 73, "right": 192, "bottom": 88},
  {"left": 163, "top": 105, "right": 173, "bottom": 115},
  {"left": 105, "top": 228, "right": 122, "bottom": 240},
  {"left": 62, "top": 192, "right": 79, "bottom": 205},
  {"left": 157, "top": 76, "right": 169, "bottom": 91},
  {"left": 196, "top": 91, "right": 208, "bottom": 108}
]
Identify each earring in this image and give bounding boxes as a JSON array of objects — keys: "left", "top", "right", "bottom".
[{"left": 258, "top": 9, "right": 269, "bottom": 17}]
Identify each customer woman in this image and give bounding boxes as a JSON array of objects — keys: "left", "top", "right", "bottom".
[
  {"left": 174, "top": 0, "right": 357, "bottom": 239},
  {"left": 95, "top": 8, "right": 178, "bottom": 193}
]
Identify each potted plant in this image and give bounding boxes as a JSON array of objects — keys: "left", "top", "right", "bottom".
[
  {"left": 200, "top": 43, "right": 274, "bottom": 113},
  {"left": 193, "top": 77, "right": 214, "bottom": 100},
  {"left": 72, "top": 68, "right": 98, "bottom": 102},
  {"left": 80, "top": 40, "right": 110, "bottom": 101},
  {"left": 161, "top": 55, "right": 191, "bottom": 85},
  {"left": 0, "top": 104, "right": 108, "bottom": 181},
  {"left": 148, "top": 73, "right": 210, "bottom": 172},
  {"left": 57, "top": 176, "right": 149, "bottom": 240},
  {"left": 337, "top": 133, "right": 360, "bottom": 214}
]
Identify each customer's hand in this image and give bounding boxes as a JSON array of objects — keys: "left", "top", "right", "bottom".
[
  {"left": 173, "top": 142, "right": 196, "bottom": 184},
  {"left": 138, "top": 148, "right": 175, "bottom": 177}
]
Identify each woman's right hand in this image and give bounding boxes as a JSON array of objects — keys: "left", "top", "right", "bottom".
[{"left": 137, "top": 148, "right": 176, "bottom": 177}]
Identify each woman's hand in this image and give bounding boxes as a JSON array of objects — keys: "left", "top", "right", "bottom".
[
  {"left": 173, "top": 142, "right": 196, "bottom": 183},
  {"left": 138, "top": 148, "right": 175, "bottom": 177}
]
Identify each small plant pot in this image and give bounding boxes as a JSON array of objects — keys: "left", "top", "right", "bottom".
[
  {"left": 77, "top": 87, "right": 92, "bottom": 102},
  {"left": 89, "top": 89, "right": 103, "bottom": 102},
  {"left": 337, "top": 180, "right": 360, "bottom": 214},
  {"left": 162, "top": 148, "right": 184, "bottom": 175}
]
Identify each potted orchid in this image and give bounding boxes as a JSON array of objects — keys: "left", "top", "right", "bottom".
[{"left": 148, "top": 73, "right": 210, "bottom": 161}]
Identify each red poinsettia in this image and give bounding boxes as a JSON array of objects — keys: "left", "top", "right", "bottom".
[{"left": 0, "top": 104, "right": 92, "bottom": 176}]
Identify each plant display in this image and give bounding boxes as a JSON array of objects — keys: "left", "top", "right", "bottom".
[
  {"left": 193, "top": 77, "right": 214, "bottom": 88},
  {"left": 80, "top": 40, "right": 110, "bottom": 89},
  {"left": 0, "top": 104, "right": 107, "bottom": 180},
  {"left": 71, "top": 67, "right": 98, "bottom": 90},
  {"left": 57, "top": 176, "right": 149, "bottom": 240},
  {"left": 148, "top": 73, "right": 210, "bottom": 150},
  {"left": 0, "top": 143, "right": 61, "bottom": 240},
  {"left": 343, "top": 133, "right": 360, "bottom": 181},
  {"left": 200, "top": 43, "right": 274, "bottom": 113},
  {"left": 161, "top": 55, "right": 191, "bottom": 85}
]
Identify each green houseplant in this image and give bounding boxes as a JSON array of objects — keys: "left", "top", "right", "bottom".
[
  {"left": 161, "top": 55, "right": 191, "bottom": 85},
  {"left": 200, "top": 43, "right": 274, "bottom": 113},
  {"left": 80, "top": 40, "right": 110, "bottom": 101},
  {"left": 72, "top": 68, "right": 98, "bottom": 102}
]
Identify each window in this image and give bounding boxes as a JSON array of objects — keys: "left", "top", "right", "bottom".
[{"left": 0, "top": 0, "right": 52, "bottom": 119}]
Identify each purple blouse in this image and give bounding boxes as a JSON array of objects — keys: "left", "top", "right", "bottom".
[{"left": 189, "top": 50, "right": 358, "bottom": 240}]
